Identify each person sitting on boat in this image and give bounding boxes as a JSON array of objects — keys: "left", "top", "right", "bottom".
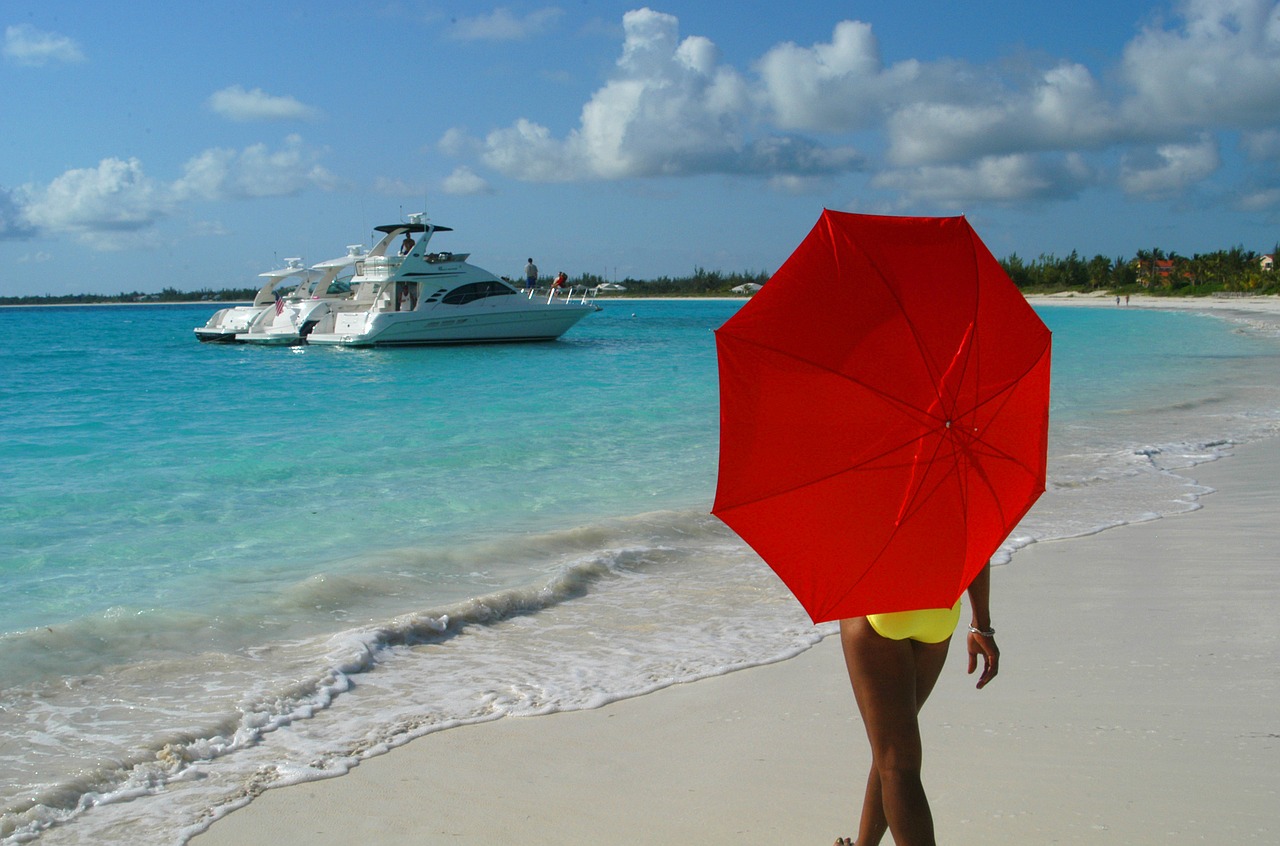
[
  {"left": 552, "top": 271, "right": 567, "bottom": 289},
  {"left": 400, "top": 234, "right": 416, "bottom": 256}
]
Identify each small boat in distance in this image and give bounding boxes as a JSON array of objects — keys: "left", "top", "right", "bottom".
[
  {"left": 193, "top": 259, "right": 318, "bottom": 343},
  {"left": 303, "top": 214, "right": 598, "bottom": 347}
]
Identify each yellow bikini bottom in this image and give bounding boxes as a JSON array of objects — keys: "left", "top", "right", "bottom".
[{"left": 866, "top": 600, "right": 962, "bottom": 644}]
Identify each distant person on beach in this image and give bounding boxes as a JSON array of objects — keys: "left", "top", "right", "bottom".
[
  {"left": 525, "top": 258, "right": 539, "bottom": 289},
  {"left": 834, "top": 564, "right": 999, "bottom": 846},
  {"left": 400, "top": 234, "right": 415, "bottom": 256}
]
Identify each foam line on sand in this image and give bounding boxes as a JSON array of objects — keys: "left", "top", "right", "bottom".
[{"left": 190, "top": 436, "right": 1279, "bottom": 845}]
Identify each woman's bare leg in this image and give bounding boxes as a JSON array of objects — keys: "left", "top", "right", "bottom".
[
  {"left": 840, "top": 617, "right": 951, "bottom": 846},
  {"left": 855, "top": 762, "right": 886, "bottom": 846}
]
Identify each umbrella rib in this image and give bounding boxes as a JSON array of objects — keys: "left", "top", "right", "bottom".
[
  {"left": 723, "top": 333, "right": 950, "bottom": 432},
  {"left": 870, "top": 283, "right": 951, "bottom": 414},
  {"left": 890, "top": 419, "right": 967, "bottom": 531},
  {"left": 719, "top": 327, "right": 1048, "bottom": 521},
  {"left": 716, "top": 425, "right": 952, "bottom": 514},
  {"left": 882, "top": 344, "right": 1051, "bottom": 559},
  {"left": 849, "top": 230, "right": 981, "bottom": 425},
  {"left": 818, "top": 435, "right": 957, "bottom": 617},
  {"left": 894, "top": 375, "right": 1043, "bottom": 527},
  {"left": 820, "top": 422, "right": 982, "bottom": 619},
  {"left": 892, "top": 357, "right": 1051, "bottom": 540},
  {"left": 716, "top": 334, "right": 976, "bottom": 514},
  {"left": 949, "top": 340, "right": 1052, "bottom": 474}
]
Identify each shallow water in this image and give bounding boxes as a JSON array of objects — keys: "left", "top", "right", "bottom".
[{"left": 2, "top": 299, "right": 1279, "bottom": 844}]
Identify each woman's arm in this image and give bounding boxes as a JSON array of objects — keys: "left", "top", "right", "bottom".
[{"left": 966, "top": 563, "right": 999, "bottom": 689}]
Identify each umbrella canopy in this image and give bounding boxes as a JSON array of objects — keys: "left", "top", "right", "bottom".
[{"left": 712, "top": 210, "right": 1051, "bottom": 624}]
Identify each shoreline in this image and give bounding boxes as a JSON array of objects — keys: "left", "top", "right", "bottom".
[
  {"left": 188, "top": 297, "right": 1280, "bottom": 845},
  {"left": 4, "top": 291, "right": 1280, "bottom": 309},
  {"left": 190, "top": 438, "right": 1279, "bottom": 845}
]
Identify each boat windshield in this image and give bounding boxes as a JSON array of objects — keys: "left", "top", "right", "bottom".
[{"left": 441, "top": 281, "right": 517, "bottom": 305}]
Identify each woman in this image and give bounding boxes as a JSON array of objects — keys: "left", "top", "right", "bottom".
[{"left": 834, "top": 563, "right": 999, "bottom": 846}]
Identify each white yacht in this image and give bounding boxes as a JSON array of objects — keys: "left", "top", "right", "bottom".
[
  {"left": 304, "top": 214, "right": 599, "bottom": 347},
  {"left": 234, "top": 245, "right": 368, "bottom": 345},
  {"left": 193, "top": 259, "right": 319, "bottom": 343}
]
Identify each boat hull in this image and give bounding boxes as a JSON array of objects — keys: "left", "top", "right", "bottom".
[
  {"left": 194, "top": 328, "right": 245, "bottom": 343},
  {"left": 194, "top": 305, "right": 268, "bottom": 342},
  {"left": 305, "top": 304, "right": 595, "bottom": 347}
]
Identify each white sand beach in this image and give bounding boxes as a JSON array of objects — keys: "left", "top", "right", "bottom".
[{"left": 191, "top": 295, "right": 1280, "bottom": 846}]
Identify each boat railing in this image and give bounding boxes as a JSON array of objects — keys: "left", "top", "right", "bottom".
[{"left": 526, "top": 285, "right": 595, "bottom": 306}]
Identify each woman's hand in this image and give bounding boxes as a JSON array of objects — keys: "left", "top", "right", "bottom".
[{"left": 967, "top": 630, "right": 999, "bottom": 689}]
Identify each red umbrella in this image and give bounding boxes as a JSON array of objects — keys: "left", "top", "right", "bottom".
[{"left": 712, "top": 210, "right": 1051, "bottom": 624}]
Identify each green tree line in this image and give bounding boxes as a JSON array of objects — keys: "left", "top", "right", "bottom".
[
  {"left": 576, "top": 267, "right": 771, "bottom": 296},
  {"left": 0, "top": 286, "right": 259, "bottom": 306},
  {"left": 3, "top": 246, "right": 1277, "bottom": 305},
  {"left": 1001, "top": 245, "right": 1280, "bottom": 296}
]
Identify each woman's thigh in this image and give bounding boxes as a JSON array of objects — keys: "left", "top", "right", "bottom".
[{"left": 840, "top": 618, "right": 951, "bottom": 766}]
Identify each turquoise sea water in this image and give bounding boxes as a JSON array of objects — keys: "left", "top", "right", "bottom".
[{"left": 2, "top": 299, "right": 1280, "bottom": 844}]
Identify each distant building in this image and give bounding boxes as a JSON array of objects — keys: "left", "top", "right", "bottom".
[
  {"left": 731, "top": 283, "right": 763, "bottom": 295},
  {"left": 1262, "top": 254, "right": 1275, "bottom": 272}
]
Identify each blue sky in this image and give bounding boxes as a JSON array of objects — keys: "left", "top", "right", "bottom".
[{"left": 2, "top": 0, "right": 1278, "bottom": 296}]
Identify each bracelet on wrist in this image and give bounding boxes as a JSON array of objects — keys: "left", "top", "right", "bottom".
[{"left": 968, "top": 625, "right": 995, "bottom": 637}]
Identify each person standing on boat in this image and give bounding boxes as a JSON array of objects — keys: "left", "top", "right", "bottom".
[
  {"left": 525, "top": 258, "right": 539, "bottom": 289},
  {"left": 400, "top": 233, "right": 416, "bottom": 256}
]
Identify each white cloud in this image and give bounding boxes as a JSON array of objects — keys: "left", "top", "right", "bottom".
[
  {"left": 208, "top": 85, "right": 321, "bottom": 122},
  {"left": 472, "top": 8, "right": 860, "bottom": 183},
  {"left": 0, "top": 187, "right": 36, "bottom": 239},
  {"left": 752, "top": 2, "right": 1275, "bottom": 170},
  {"left": 1242, "top": 128, "right": 1280, "bottom": 161},
  {"left": 20, "top": 158, "right": 172, "bottom": 240},
  {"left": 756, "top": 20, "right": 928, "bottom": 132},
  {"left": 1120, "top": 135, "right": 1222, "bottom": 197},
  {"left": 767, "top": 174, "right": 830, "bottom": 194},
  {"left": 10, "top": 137, "right": 337, "bottom": 248},
  {"left": 483, "top": 118, "right": 582, "bottom": 181},
  {"left": 884, "top": 62, "right": 1120, "bottom": 166},
  {"left": 450, "top": 7, "right": 563, "bottom": 40},
  {"left": 1121, "top": 0, "right": 1280, "bottom": 131},
  {"left": 3, "top": 24, "right": 84, "bottom": 66},
  {"left": 438, "top": 127, "right": 483, "bottom": 158},
  {"left": 1238, "top": 186, "right": 1280, "bottom": 210},
  {"left": 873, "top": 153, "right": 1097, "bottom": 205},
  {"left": 441, "top": 166, "right": 493, "bottom": 195},
  {"left": 173, "top": 135, "right": 337, "bottom": 200}
]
